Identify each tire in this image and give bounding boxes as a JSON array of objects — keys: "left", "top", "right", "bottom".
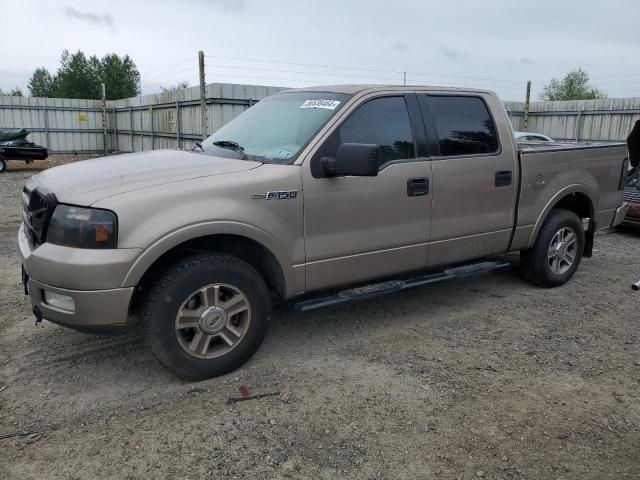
[
  {"left": 142, "top": 252, "right": 271, "bottom": 380},
  {"left": 520, "top": 209, "right": 585, "bottom": 288},
  {"left": 0, "top": 157, "right": 6, "bottom": 173}
]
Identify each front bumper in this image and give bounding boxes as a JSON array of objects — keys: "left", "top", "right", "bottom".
[
  {"left": 27, "top": 277, "right": 134, "bottom": 329},
  {"left": 19, "top": 223, "right": 138, "bottom": 329}
]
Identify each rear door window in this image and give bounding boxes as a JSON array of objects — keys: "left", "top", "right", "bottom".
[{"left": 426, "top": 96, "right": 499, "bottom": 157}]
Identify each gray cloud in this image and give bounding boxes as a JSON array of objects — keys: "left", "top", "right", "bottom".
[
  {"left": 391, "top": 42, "right": 409, "bottom": 52},
  {"left": 506, "top": 57, "right": 535, "bottom": 66},
  {"left": 63, "top": 6, "right": 114, "bottom": 29},
  {"left": 206, "top": 0, "right": 245, "bottom": 12},
  {"left": 441, "top": 46, "right": 469, "bottom": 63}
]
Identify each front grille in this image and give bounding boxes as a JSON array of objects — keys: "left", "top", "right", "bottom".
[
  {"left": 23, "top": 185, "right": 57, "bottom": 247},
  {"left": 623, "top": 187, "right": 640, "bottom": 204}
]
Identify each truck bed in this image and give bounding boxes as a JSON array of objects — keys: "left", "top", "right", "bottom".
[
  {"left": 518, "top": 141, "right": 626, "bottom": 153},
  {"left": 510, "top": 141, "right": 629, "bottom": 252}
]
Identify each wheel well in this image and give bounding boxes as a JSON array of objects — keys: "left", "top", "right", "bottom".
[
  {"left": 553, "top": 192, "right": 593, "bottom": 220},
  {"left": 129, "top": 234, "right": 286, "bottom": 316},
  {"left": 551, "top": 192, "right": 595, "bottom": 257}
]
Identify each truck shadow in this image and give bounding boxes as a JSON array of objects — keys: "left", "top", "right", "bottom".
[{"left": 19, "top": 264, "right": 525, "bottom": 388}]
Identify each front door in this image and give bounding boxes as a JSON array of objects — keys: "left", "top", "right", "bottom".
[{"left": 302, "top": 94, "right": 432, "bottom": 292}]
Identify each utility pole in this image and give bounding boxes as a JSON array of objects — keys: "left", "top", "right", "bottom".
[
  {"left": 101, "top": 82, "right": 107, "bottom": 156},
  {"left": 523, "top": 80, "right": 531, "bottom": 132},
  {"left": 403, "top": 71, "right": 407, "bottom": 86},
  {"left": 199, "top": 50, "right": 207, "bottom": 141}
]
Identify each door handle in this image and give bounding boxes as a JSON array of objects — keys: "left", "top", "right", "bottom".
[
  {"left": 495, "top": 170, "right": 512, "bottom": 187},
  {"left": 407, "top": 177, "right": 429, "bottom": 197}
]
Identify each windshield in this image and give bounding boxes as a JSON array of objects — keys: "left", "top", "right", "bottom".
[{"left": 201, "top": 91, "right": 350, "bottom": 163}]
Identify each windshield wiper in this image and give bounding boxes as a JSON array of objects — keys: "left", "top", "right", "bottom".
[
  {"left": 213, "top": 140, "right": 245, "bottom": 152},
  {"left": 211, "top": 140, "right": 250, "bottom": 160},
  {"left": 192, "top": 141, "right": 204, "bottom": 152}
]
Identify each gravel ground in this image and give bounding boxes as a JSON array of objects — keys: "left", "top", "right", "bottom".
[{"left": 1, "top": 167, "right": 639, "bottom": 479}]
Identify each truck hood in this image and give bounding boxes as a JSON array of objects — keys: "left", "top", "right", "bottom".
[{"left": 30, "top": 149, "right": 262, "bottom": 205}]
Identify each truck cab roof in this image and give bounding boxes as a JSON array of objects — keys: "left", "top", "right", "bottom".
[{"left": 280, "top": 84, "right": 494, "bottom": 96}]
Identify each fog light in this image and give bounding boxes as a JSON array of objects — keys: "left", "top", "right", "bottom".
[{"left": 43, "top": 291, "right": 76, "bottom": 312}]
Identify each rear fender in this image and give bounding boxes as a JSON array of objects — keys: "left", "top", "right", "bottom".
[{"left": 528, "top": 185, "right": 595, "bottom": 251}]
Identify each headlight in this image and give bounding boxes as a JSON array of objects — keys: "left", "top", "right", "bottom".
[{"left": 47, "top": 205, "right": 118, "bottom": 249}]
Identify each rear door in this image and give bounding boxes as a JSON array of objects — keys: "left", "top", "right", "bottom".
[
  {"left": 301, "top": 93, "right": 432, "bottom": 292},
  {"left": 417, "top": 93, "right": 518, "bottom": 267}
]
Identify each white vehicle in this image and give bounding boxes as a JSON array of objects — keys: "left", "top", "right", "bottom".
[{"left": 514, "top": 131, "right": 554, "bottom": 142}]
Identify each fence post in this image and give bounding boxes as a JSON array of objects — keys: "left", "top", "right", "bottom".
[
  {"left": 575, "top": 110, "right": 583, "bottom": 142},
  {"left": 101, "top": 83, "right": 107, "bottom": 156},
  {"left": 523, "top": 80, "right": 531, "bottom": 131},
  {"left": 139, "top": 100, "right": 144, "bottom": 152},
  {"left": 175, "top": 100, "right": 181, "bottom": 148},
  {"left": 112, "top": 107, "right": 118, "bottom": 152},
  {"left": 199, "top": 50, "right": 208, "bottom": 140},
  {"left": 43, "top": 106, "right": 50, "bottom": 149},
  {"left": 150, "top": 105, "right": 154, "bottom": 150},
  {"left": 129, "top": 107, "right": 133, "bottom": 152}
]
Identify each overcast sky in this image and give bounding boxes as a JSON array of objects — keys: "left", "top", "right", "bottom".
[{"left": 1, "top": 0, "right": 639, "bottom": 101}]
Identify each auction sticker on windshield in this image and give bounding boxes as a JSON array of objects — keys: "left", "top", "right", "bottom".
[{"left": 300, "top": 99, "right": 341, "bottom": 110}]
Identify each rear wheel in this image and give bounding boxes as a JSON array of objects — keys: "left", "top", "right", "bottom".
[
  {"left": 142, "top": 252, "right": 271, "bottom": 380},
  {"left": 0, "top": 157, "right": 6, "bottom": 173},
  {"left": 520, "top": 209, "right": 585, "bottom": 287}
]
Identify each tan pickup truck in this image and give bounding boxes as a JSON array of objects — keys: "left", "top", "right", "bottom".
[{"left": 19, "top": 85, "right": 635, "bottom": 379}]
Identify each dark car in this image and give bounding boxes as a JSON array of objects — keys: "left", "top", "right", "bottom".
[
  {"left": 623, "top": 168, "right": 640, "bottom": 227},
  {"left": 623, "top": 121, "right": 640, "bottom": 227}
]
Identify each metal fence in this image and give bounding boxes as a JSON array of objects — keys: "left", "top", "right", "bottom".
[
  {"left": 0, "top": 83, "right": 283, "bottom": 155},
  {"left": 2, "top": 89, "right": 639, "bottom": 155},
  {"left": 0, "top": 96, "right": 104, "bottom": 154},
  {"left": 505, "top": 97, "right": 640, "bottom": 142},
  {"left": 107, "top": 83, "right": 282, "bottom": 152}
]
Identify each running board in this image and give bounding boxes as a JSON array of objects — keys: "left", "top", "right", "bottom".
[{"left": 295, "top": 260, "right": 512, "bottom": 313}]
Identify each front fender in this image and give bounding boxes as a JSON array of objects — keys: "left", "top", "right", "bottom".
[{"left": 121, "top": 221, "right": 299, "bottom": 297}]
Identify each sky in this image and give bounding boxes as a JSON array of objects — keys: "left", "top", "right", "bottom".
[{"left": 1, "top": 0, "right": 639, "bottom": 101}]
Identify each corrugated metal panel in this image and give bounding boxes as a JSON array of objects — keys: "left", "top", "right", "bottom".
[
  {"left": 105, "top": 82, "right": 285, "bottom": 153},
  {"left": 506, "top": 97, "right": 640, "bottom": 141},
  {"left": 0, "top": 94, "right": 103, "bottom": 153}
]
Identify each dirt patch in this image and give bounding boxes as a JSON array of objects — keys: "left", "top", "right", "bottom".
[
  {"left": 2, "top": 153, "right": 98, "bottom": 173},
  {"left": 0, "top": 171, "right": 638, "bottom": 479}
]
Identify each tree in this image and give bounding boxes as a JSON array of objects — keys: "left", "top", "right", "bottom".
[
  {"left": 55, "top": 50, "right": 102, "bottom": 99},
  {"left": 27, "top": 50, "right": 141, "bottom": 100},
  {"left": 28, "top": 67, "right": 56, "bottom": 97},
  {"left": 540, "top": 68, "right": 606, "bottom": 101},
  {"left": 99, "top": 53, "right": 141, "bottom": 100},
  {"left": 161, "top": 81, "right": 189, "bottom": 93},
  {"left": 0, "top": 87, "right": 24, "bottom": 96}
]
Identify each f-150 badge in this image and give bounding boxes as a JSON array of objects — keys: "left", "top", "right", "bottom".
[{"left": 252, "top": 190, "right": 298, "bottom": 200}]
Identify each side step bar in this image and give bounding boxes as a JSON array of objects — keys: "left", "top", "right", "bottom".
[{"left": 295, "top": 260, "right": 511, "bottom": 313}]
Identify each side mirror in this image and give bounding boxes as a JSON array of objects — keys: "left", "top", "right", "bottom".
[{"left": 315, "top": 143, "right": 381, "bottom": 178}]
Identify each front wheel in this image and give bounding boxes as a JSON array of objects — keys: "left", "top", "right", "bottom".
[
  {"left": 142, "top": 252, "right": 272, "bottom": 380},
  {"left": 520, "top": 209, "right": 585, "bottom": 288}
]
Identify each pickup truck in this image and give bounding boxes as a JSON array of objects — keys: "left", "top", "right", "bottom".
[{"left": 19, "top": 85, "right": 635, "bottom": 379}]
